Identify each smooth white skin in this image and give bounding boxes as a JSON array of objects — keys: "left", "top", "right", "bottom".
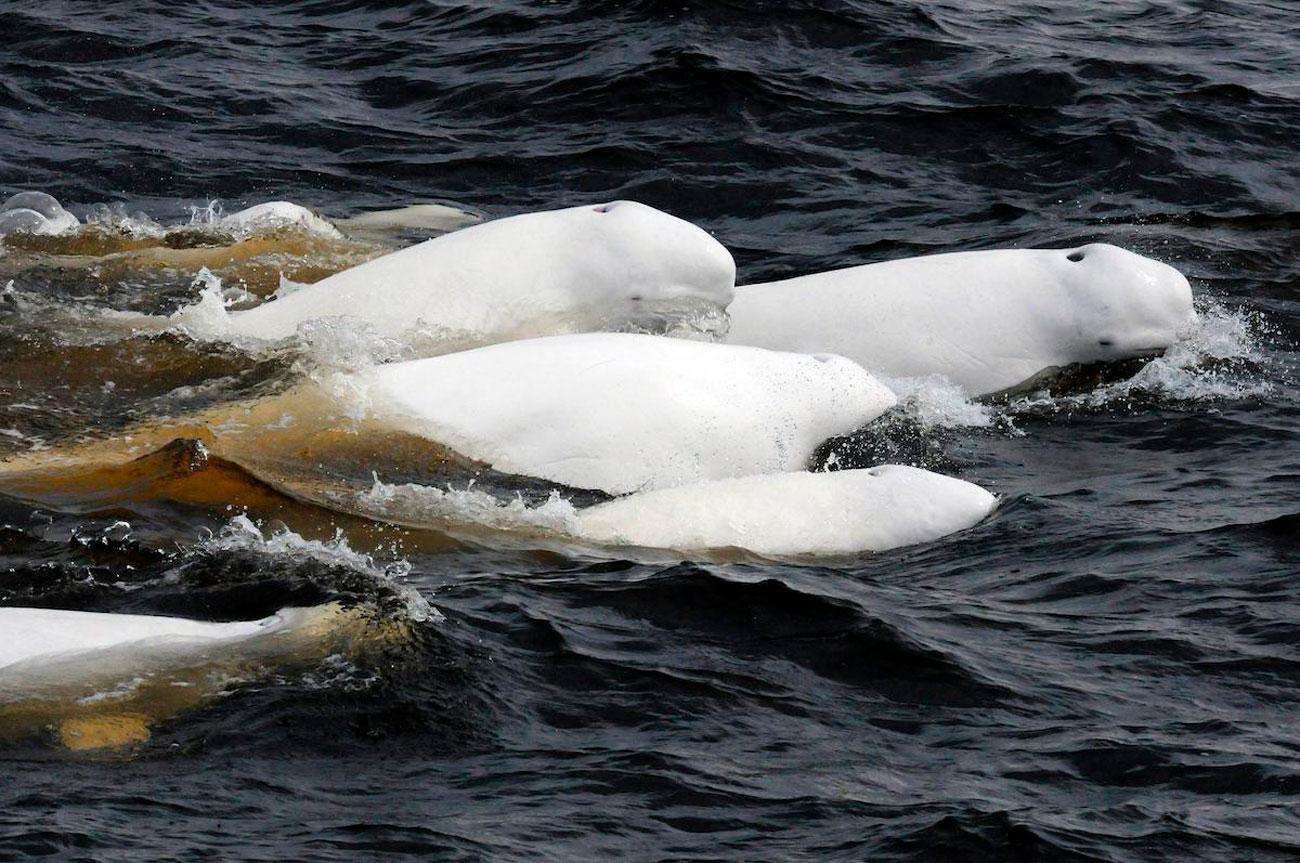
[
  {"left": 0, "top": 191, "right": 79, "bottom": 236},
  {"left": 353, "top": 333, "right": 896, "bottom": 495},
  {"left": 575, "top": 465, "right": 997, "bottom": 556},
  {"left": 219, "top": 201, "right": 344, "bottom": 239},
  {"left": 725, "top": 244, "right": 1197, "bottom": 397},
  {"left": 228, "top": 200, "right": 737, "bottom": 341},
  {"left": 0, "top": 606, "right": 302, "bottom": 673},
  {"left": 334, "top": 203, "right": 481, "bottom": 240}
]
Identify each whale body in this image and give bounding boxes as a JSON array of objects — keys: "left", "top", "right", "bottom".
[
  {"left": 226, "top": 200, "right": 737, "bottom": 342},
  {"left": 574, "top": 465, "right": 997, "bottom": 556},
  {"left": 334, "top": 202, "right": 481, "bottom": 241},
  {"left": 725, "top": 244, "right": 1197, "bottom": 397},
  {"left": 0, "top": 603, "right": 396, "bottom": 750},
  {"left": 0, "top": 605, "right": 313, "bottom": 673},
  {"left": 350, "top": 333, "right": 896, "bottom": 495}
]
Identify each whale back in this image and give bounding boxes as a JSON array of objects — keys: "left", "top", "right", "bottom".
[
  {"left": 348, "top": 333, "right": 895, "bottom": 495},
  {"left": 0, "top": 607, "right": 276, "bottom": 673},
  {"left": 228, "top": 200, "right": 737, "bottom": 341},
  {"left": 574, "top": 465, "right": 997, "bottom": 556},
  {"left": 725, "top": 244, "right": 1195, "bottom": 397}
]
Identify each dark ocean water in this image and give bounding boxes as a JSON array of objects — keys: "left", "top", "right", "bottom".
[{"left": 2, "top": 1, "right": 1299, "bottom": 860}]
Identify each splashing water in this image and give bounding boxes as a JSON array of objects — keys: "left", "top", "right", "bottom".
[
  {"left": 197, "top": 514, "right": 439, "bottom": 622},
  {"left": 166, "top": 268, "right": 238, "bottom": 338},
  {"left": 357, "top": 475, "right": 581, "bottom": 537},
  {"left": 83, "top": 202, "right": 165, "bottom": 239},
  {"left": 188, "top": 200, "right": 224, "bottom": 226},
  {"left": 1012, "top": 301, "right": 1274, "bottom": 413},
  {"left": 883, "top": 375, "right": 1001, "bottom": 430}
]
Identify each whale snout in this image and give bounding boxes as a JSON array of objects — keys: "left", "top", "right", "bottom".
[
  {"left": 1062, "top": 243, "right": 1196, "bottom": 354},
  {"left": 594, "top": 199, "right": 737, "bottom": 303}
]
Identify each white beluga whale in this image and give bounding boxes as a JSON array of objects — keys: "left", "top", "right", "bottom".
[
  {"left": 333, "top": 202, "right": 482, "bottom": 241},
  {"left": 0, "top": 605, "right": 325, "bottom": 672},
  {"left": 573, "top": 465, "right": 997, "bottom": 556},
  {"left": 0, "top": 602, "right": 402, "bottom": 750},
  {"left": 216, "top": 200, "right": 481, "bottom": 241},
  {"left": 346, "top": 333, "right": 896, "bottom": 495},
  {"left": 0, "top": 191, "right": 79, "bottom": 236},
  {"left": 725, "top": 244, "right": 1197, "bottom": 397},
  {"left": 223, "top": 200, "right": 737, "bottom": 343}
]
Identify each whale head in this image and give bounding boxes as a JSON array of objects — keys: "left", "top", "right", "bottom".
[
  {"left": 1049, "top": 243, "right": 1197, "bottom": 360},
  {"left": 576, "top": 200, "right": 737, "bottom": 305}
]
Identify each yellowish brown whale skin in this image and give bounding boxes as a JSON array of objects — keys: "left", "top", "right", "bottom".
[{"left": 0, "top": 227, "right": 387, "bottom": 297}]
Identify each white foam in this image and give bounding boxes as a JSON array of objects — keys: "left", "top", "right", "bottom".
[
  {"left": 1012, "top": 301, "right": 1273, "bottom": 409},
  {"left": 166, "top": 268, "right": 237, "bottom": 340},
  {"left": 883, "top": 374, "right": 999, "bottom": 429}
]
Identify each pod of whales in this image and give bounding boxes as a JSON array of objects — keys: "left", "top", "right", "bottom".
[
  {"left": 2, "top": 194, "right": 1204, "bottom": 751},
  {"left": 351, "top": 332, "right": 896, "bottom": 495},
  {"left": 574, "top": 465, "right": 997, "bottom": 556},
  {"left": 225, "top": 200, "right": 738, "bottom": 342},
  {"left": 725, "top": 244, "right": 1197, "bottom": 397}
]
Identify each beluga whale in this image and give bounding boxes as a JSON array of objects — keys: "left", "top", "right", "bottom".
[
  {"left": 334, "top": 333, "right": 896, "bottom": 495},
  {"left": 0, "top": 602, "right": 404, "bottom": 751},
  {"left": 221, "top": 200, "right": 738, "bottom": 345},
  {"left": 724, "top": 244, "right": 1197, "bottom": 398},
  {"left": 0, "top": 333, "right": 896, "bottom": 503},
  {"left": 573, "top": 465, "right": 998, "bottom": 557}
]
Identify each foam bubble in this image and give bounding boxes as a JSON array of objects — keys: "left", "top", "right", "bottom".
[{"left": 83, "top": 202, "right": 165, "bottom": 239}]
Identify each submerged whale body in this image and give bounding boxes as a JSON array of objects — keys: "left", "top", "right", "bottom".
[
  {"left": 349, "top": 333, "right": 896, "bottom": 495},
  {"left": 0, "top": 603, "right": 400, "bottom": 750},
  {"left": 574, "top": 464, "right": 997, "bottom": 556},
  {"left": 226, "top": 200, "right": 737, "bottom": 342},
  {"left": 725, "top": 244, "right": 1197, "bottom": 397}
]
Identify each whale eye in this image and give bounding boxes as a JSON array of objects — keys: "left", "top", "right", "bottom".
[
  {"left": 1098, "top": 339, "right": 1114, "bottom": 347},
  {"left": 1067, "top": 250, "right": 1086, "bottom": 262},
  {"left": 629, "top": 295, "right": 643, "bottom": 302},
  {"left": 593, "top": 204, "right": 614, "bottom": 213}
]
